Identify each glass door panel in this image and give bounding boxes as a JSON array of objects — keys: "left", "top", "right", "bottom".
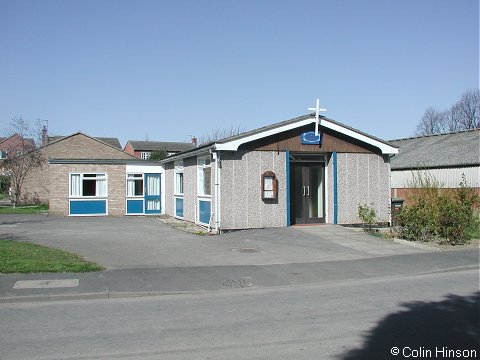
[{"left": 145, "top": 174, "right": 161, "bottom": 214}]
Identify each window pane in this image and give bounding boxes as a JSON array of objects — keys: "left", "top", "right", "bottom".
[
  {"left": 83, "top": 179, "right": 96, "bottom": 196},
  {"left": 70, "top": 174, "right": 81, "bottom": 196},
  {"left": 202, "top": 166, "right": 211, "bottom": 196},
  {"left": 146, "top": 175, "right": 160, "bottom": 196},
  {"left": 134, "top": 179, "right": 143, "bottom": 196},
  {"left": 176, "top": 173, "right": 184, "bottom": 194},
  {"left": 96, "top": 179, "right": 107, "bottom": 196}
]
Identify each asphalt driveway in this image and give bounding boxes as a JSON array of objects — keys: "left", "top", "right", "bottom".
[{"left": 0, "top": 215, "right": 429, "bottom": 270}]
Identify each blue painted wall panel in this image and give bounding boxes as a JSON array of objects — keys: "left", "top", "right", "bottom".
[
  {"left": 199, "top": 200, "right": 211, "bottom": 225},
  {"left": 127, "top": 199, "right": 144, "bottom": 214},
  {"left": 70, "top": 200, "right": 107, "bottom": 215}
]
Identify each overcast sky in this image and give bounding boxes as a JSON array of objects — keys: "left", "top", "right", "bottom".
[{"left": 0, "top": 0, "right": 478, "bottom": 147}]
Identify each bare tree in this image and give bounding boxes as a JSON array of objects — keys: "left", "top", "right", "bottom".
[
  {"left": 416, "top": 107, "right": 445, "bottom": 135},
  {"left": 198, "top": 124, "right": 246, "bottom": 145},
  {"left": 0, "top": 117, "right": 45, "bottom": 206},
  {"left": 457, "top": 89, "right": 479, "bottom": 129},
  {"left": 416, "top": 89, "right": 479, "bottom": 135}
]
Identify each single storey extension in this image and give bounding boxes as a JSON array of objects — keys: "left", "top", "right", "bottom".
[
  {"left": 161, "top": 114, "right": 398, "bottom": 232},
  {"left": 21, "top": 132, "right": 164, "bottom": 216}
]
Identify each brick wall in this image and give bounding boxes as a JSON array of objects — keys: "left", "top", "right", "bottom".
[
  {"left": 49, "top": 164, "right": 126, "bottom": 216},
  {"left": 19, "top": 133, "right": 134, "bottom": 209}
]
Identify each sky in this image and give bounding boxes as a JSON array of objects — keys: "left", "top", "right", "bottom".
[{"left": 0, "top": 0, "right": 478, "bottom": 147}]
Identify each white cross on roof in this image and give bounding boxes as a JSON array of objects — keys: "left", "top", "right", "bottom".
[{"left": 308, "top": 98, "right": 327, "bottom": 136}]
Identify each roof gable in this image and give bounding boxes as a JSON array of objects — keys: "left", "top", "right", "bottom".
[
  {"left": 47, "top": 135, "right": 122, "bottom": 149},
  {"left": 42, "top": 132, "right": 137, "bottom": 160},
  {"left": 214, "top": 114, "right": 398, "bottom": 155}
]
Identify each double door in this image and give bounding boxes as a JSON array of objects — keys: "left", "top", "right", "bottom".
[{"left": 291, "top": 164, "right": 325, "bottom": 224}]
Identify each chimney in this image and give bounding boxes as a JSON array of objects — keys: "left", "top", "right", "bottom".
[
  {"left": 191, "top": 136, "right": 197, "bottom": 147},
  {"left": 41, "top": 126, "right": 48, "bottom": 146}
]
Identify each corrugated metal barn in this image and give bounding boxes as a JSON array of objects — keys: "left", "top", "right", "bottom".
[{"left": 389, "top": 129, "right": 480, "bottom": 200}]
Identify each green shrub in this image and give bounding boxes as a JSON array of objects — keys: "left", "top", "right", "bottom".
[
  {"left": 396, "top": 198, "right": 438, "bottom": 242},
  {"left": 358, "top": 203, "right": 377, "bottom": 232},
  {"left": 397, "top": 173, "right": 480, "bottom": 245},
  {"left": 436, "top": 178, "right": 480, "bottom": 244}
]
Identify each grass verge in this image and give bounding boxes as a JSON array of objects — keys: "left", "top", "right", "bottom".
[
  {"left": 0, "top": 239, "right": 104, "bottom": 274},
  {"left": 0, "top": 204, "right": 48, "bottom": 214}
]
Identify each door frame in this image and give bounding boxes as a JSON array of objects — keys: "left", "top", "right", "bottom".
[
  {"left": 144, "top": 173, "right": 161, "bottom": 214},
  {"left": 289, "top": 154, "right": 327, "bottom": 225}
]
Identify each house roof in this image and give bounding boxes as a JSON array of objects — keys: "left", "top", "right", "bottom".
[
  {"left": 47, "top": 135, "right": 122, "bottom": 149},
  {"left": 389, "top": 129, "right": 480, "bottom": 170},
  {"left": 0, "top": 133, "right": 36, "bottom": 149},
  {"left": 126, "top": 140, "right": 195, "bottom": 152},
  {"left": 162, "top": 113, "right": 398, "bottom": 163},
  {"left": 43, "top": 132, "right": 137, "bottom": 159}
]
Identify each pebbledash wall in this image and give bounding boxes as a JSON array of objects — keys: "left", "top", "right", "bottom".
[
  {"left": 220, "top": 150, "right": 286, "bottom": 229},
  {"left": 164, "top": 154, "right": 217, "bottom": 225},
  {"left": 335, "top": 153, "right": 390, "bottom": 224},
  {"left": 162, "top": 115, "right": 396, "bottom": 231}
]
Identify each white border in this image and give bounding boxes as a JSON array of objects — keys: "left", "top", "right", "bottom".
[{"left": 214, "top": 117, "right": 398, "bottom": 154}]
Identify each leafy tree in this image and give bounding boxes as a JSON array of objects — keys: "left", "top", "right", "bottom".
[{"left": 148, "top": 149, "right": 168, "bottom": 160}]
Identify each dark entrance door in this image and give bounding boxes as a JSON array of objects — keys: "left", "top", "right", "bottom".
[{"left": 291, "top": 164, "right": 325, "bottom": 224}]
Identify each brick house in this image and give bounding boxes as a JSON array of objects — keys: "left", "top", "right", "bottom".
[
  {"left": 21, "top": 132, "right": 164, "bottom": 216},
  {"left": 124, "top": 140, "right": 196, "bottom": 159},
  {"left": 0, "top": 133, "right": 36, "bottom": 160}
]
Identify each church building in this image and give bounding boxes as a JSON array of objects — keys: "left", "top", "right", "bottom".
[{"left": 161, "top": 108, "right": 398, "bottom": 233}]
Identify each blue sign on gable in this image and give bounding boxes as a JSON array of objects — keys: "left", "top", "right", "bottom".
[{"left": 301, "top": 131, "right": 322, "bottom": 145}]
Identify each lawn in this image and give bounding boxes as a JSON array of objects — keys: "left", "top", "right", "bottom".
[
  {"left": 0, "top": 239, "right": 104, "bottom": 274},
  {"left": 0, "top": 204, "right": 48, "bottom": 214}
]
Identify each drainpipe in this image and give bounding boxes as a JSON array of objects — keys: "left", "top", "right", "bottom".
[
  {"left": 212, "top": 150, "right": 221, "bottom": 234},
  {"left": 333, "top": 151, "right": 338, "bottom": 225}
]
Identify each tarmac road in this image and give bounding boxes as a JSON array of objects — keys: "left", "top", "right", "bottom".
[{"left": 0, "top": 268, "right": 478, "bottom": 360}]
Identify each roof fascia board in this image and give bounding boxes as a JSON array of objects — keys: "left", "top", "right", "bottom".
[
  {"left": 48, "top": 158, "right": 157, "bottom": 165},
  {"left": 213, "top": 117, "right": 398, "bottom": 154},
  {"left": 322, "top": 119, "right": 398, "bottom": 154},
  {"left": 160, "top": 147, "right": 212, "bottom": 163},
  {"left": 214, "top": 118, "right": 315, "bottom": 151}
]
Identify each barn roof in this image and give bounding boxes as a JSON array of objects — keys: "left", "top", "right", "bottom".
[{"left": 389, "top": 129, "right": 480, "bottom": 170}]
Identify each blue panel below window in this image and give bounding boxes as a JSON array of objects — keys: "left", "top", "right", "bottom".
[
  {"left": 127, "top": 199, "right": 144, "bottom": 214},
  {"left": 175, "top": 198, "right": 184, "bottom": 218},
  {"left": 70, "top": 200, "right": 107, "bottom": 215},
  {"left": 199, "top": 200, "right": 211, "bottom": 225}
]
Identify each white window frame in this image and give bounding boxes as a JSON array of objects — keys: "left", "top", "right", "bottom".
[
  {"left": 141, "top": 151, "right": 151, "bottom": 160},
  {"left": 126, "top": 173, "right": 144, "bottom": 197},
  {"left": 69, "top": 173, "right": 108, "bottom": 199},
  {"left": 174, "top": 161, "right": 184, "bottom": 196},
  {"left": 197, "top": 155, "right": 212, "bottom": 198},
  {"left": 196, "top": 155, "right": 212, "bottom": 226},
  {"left": 174, "top": 161, "right": 184, "bottom": 219}
]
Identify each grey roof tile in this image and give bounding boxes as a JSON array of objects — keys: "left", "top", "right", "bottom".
[
  {"left": 127, "top": 140, "right": 195, "bottom": 152},
  {"left": 48, "top": 136, "right": 122, "bottom": 149},
  {"left": 389, "top": 129, "right": 480, "bottom": 169}
]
